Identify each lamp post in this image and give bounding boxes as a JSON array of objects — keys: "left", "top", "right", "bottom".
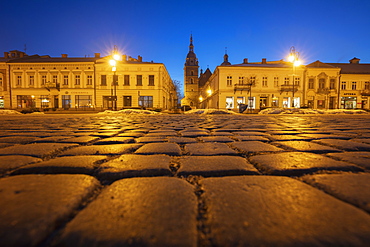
[
  {"left": 109, "top": 45, "right": 120, "bottom": 110},
  {"left": 288, "top": 46, "right": 301, "bottom": 108}
]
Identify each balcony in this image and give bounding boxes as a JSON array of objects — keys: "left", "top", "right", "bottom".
[
  {"left": 280, "top": 84, "right": 298, "bottom": 93},
  {"left": 316, "top": 88, "right": 331, "bottom": 95},
  {"left": 234, "top": 83, "right": 252, "bottom": 93},
  {"left": 44, "top": 82, "right": 60, "bottom": 92},
  {"left": 361, "top": 90, "right": 370, "bottom": 96}
]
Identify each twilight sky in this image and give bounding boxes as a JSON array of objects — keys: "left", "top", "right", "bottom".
[{"left": 2, "top": 0, "right": 370, "bottom": 87}]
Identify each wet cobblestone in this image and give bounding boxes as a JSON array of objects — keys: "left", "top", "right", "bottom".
[{"left": 0, "top": 114, "right": 370, "bottom": 246}]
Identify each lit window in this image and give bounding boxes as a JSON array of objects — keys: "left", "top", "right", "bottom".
[
  {"left": 226, "top": 96, "right": 234, "bottom": 109},
  {"left": 139, "top": 96, "right": 153, "bottom": 108}
]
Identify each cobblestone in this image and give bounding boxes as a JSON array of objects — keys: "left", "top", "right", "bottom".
[{"left": 0, "top": 114, "right": 370, "bottom": 246}]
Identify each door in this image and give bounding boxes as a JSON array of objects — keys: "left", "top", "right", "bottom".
[{"left": 123, "top": 96, "right": 132, "bottom": 107}]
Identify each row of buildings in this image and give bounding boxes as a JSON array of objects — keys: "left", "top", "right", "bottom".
[
  {"left": 182, "top": 36, "right": 370, "bottom": 111},
  {"left": 0, "top": 50, "right": 177, "bottom": 111}
]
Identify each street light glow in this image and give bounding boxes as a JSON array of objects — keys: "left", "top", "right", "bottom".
[
  {"left": 113, "top": 54, "right": 120, "bottom": 61},
  {"left": 109, "top": 59, "right": 117, "bottom": 66}
]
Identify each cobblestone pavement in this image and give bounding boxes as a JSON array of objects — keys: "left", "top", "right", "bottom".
[{"left": 1, "top": 114, "right": 370, "bottom": 246}]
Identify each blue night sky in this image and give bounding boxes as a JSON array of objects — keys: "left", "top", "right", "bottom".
[{"left": 2, "top": 0, "right": 370, "bottom": 87}]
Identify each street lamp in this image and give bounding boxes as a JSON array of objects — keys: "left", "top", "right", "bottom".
[
  {"left": 288, "top": 46, "right": 301, "bottom": 107},
  {"left": 109, "top": 45, "right": 120, "bottom": 110}
]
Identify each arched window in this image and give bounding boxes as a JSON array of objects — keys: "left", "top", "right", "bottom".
[
  {"left": 191, "top": 71, "right": 194, "bottom": 76},
  {"left": 190, "top": 78, "right": 194, "bottom": 84}
]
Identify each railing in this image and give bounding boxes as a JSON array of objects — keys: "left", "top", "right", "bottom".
[
  {"left": 361, "top": 90, "right": 370, "bottom": 96},
  {"left": 280, "top": 84, "right": 298, "bottom": 93},
  {"left": 234, "top": 83, "right": 252, "bottom": 93},
  {"left": 316, "top": 88, "right": 331, "bottom": 95}
]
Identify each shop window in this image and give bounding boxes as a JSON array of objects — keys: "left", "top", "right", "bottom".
[
  {"left": 139, "top": 96, "right": 153, "bottom": 108},
  {"left": 40, "top": 95, "right": 50, "bottom": 108},
  {"left": 236, "top": 97, "right": 245, "bottom": 108},
  {"left": 75, "top": 95, "right": 92, "bottom": 108},
  {"left": 62, "top": 95, "right": 71, "bottom": 109},
  {"left": 226, "top": 96, "right": 234, "bottom": 109}
]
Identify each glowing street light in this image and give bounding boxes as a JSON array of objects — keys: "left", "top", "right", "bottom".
[
  {"left": 110, "top": 45, "right": 120, "bottom": 110},
  {"left": 288, "top": 46, "right": 301, "bottom": 107}
]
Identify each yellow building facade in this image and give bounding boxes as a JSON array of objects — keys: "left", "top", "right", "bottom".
[
  {"left": 0, "top": 50, "right": 177, "bottom": 111},
  {"left": 198, "top": 57, "right": 370, "bottom": 112}
]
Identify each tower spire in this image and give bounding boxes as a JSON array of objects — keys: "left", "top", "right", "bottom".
[{"left": 189, "top": 34, "right": 194, "bottom": 52}]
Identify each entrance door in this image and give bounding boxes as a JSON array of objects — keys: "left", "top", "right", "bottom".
[
  {"left": 123, "top": 96, "right": 132, "bottom": 107},
  {"left": 103, "top": 96, "right": 114, "bottom": 110},
  {"left": 54, "top": 95, "right": 59, "bottom": 108}
]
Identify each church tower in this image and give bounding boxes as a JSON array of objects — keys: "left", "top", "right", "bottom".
[{"left": 183, "top": 35, "right": 199, "bottom": 107}]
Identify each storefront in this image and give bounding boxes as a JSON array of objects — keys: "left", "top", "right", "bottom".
[
  {"left": 341, "top": 97, "right": 357, "bottom": 109},
  {"left": 0, "top": 96, "right": 4, "bottom": 108}
]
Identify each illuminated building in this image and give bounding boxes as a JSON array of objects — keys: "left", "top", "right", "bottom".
[{"left": 0, "top": 50, "right": 177, "bottom": 111}]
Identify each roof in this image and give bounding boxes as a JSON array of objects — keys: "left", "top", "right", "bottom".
[
  {"left": 327, "top": 63, "right": 370, "bottom": 74},
  {"left": 221, "top": 62, "right": 294, "bottom": 68},
  {"left": 306, "top": 60, "right": 336, "bottom": 68},
  {"left": 6, "top": 55, "right": 98, "bottom": 63}
]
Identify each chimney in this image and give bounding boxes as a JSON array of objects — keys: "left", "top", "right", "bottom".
[
  {"left": 262, "top": 58, "right": 267, "bottom": 64},
  {"left": 122, "top": 54, "right": 127, "bottom": 61},
  {"left": 61, "top": 54, "right": 68, "bottom": 58},
  {"left": 138, "top": 55, "right": 142, "bottom": 62},
  {"left": 94, "top": 53, "right": 100, "bottom": 58},
  {"left": 4, "top": 52, "right": 9, "bottom": 58},
  {"left": 243, "top": 58, "right": 248, "bottom": 64},
  {"left": 349, "top": 57, "right": 360, "bottom": 64},
  {"left": 19, "top": 52, "right": 24, "bottom": 58}
]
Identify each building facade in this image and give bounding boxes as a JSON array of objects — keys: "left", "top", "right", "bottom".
[
  {"left": 0, "top": 50, "right": 177, "bottom": 111},
  {"left": 183, "top": 39, "right": 370, "bottom": 111}
]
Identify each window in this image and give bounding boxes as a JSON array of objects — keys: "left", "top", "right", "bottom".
[
  {"left": 330, "top": 78, "right": 336, "bottom": 89},
  {"left": 75, "top": 75, "right": 81, "bottom": 85},
  {"left": 226, "top": 96, "right": 234, "bottom": 109},
  {"left": 0, "top": 76, "right": 2, "bottom": 86},
  {"left": 87, "top": 75, "right": 92, "bottom": 85},
  {"left": 236, "top": 97, "right": 245, "bottom": 107},
  {"left": 274, "top": 77, "right": 279, "bottom": 87},
  {"left": 352, "top": 81, "right": 357, "bottom": 90},
  {"left": 318, "top": 78, "right": 325, "bottom": 89},
  {"left": 101, "top": 75, "right": 107, "bottom": 86},
  {"left": 75, "top": 95, "right": 92, "bottom": 108},
  {"left": 41, "top": 75, "right": 47, "bottom": 85},
  {"left": 227, "top": 76, "right": 232, "bottom": 86},
  {"left": 139, "top": 96, "right": 153, "bottom": 108},
  {"left": 149, "top": 75, "right": 154, "bottom": 86},
  {"left": 341, "top": 81, "right": 346, "bottom": 90},
  {"left": 137, "top": 75, "right": 143, "bottom": 86},
  {"left": 62, "top": 95, "right": 71, "bottom": 109},
  {"left": 190, "top": 78, "right": 194, "bottom": 84},
  {"left": 17, "top": 75, "right": 22, "bottom": 86},
  {"left": 40, "top": 95, "right": 50, "bottom": 108},
  {"left": 52, "top": 75, "right": 58, "bottom": 84},
  {"left": 250, "top": 76, "right": 256, "bottom": 85},
  {"left": 294, "top": 77, "right": 300, "bottom": 86},
  {"left": 29, "top": 75, "right": 34, "bottom": 86},
  {"left": 365, "top": 81, "right": 370, "bottom": 90},
  {"left": 113, "top": 75, "right": 118, "bottom": 86},
  {"left": 262, "top": 77, "right": 268, "bottom": 87},
  {"left": 63, "top": 75, "right": 69, "bottom": 85},
  {"left": 124, "top": 75, "right": 130, "bottom": 86},
  {"left": 308, "top": 78, "right": 314, "bottom": 89},
  {"left": 17, "top": 95, "right": 34, "bottom": 108},
  {"left": 238, "top": 76, "right": 244, "bottom": 84},
  {"left": 284, "top": 77, "right": 289, "bottom": 85}
]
